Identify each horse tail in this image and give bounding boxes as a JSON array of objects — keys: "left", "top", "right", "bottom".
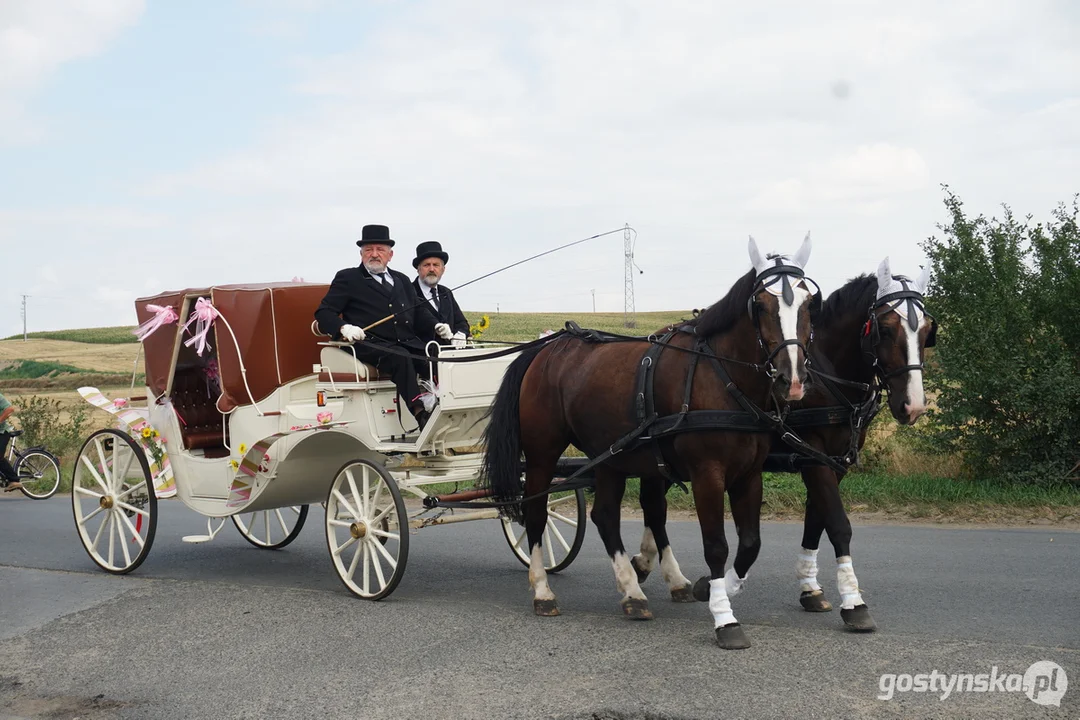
[{"left": 480, "top": 342, "right": 549, "bottom": 518}]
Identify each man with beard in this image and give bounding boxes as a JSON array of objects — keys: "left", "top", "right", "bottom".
[
  {"left": 314, "top": 224, "right": 452, "bottom": 431},
  {"left": 411, "top": 241, "right": 470, "bottom": 348}
]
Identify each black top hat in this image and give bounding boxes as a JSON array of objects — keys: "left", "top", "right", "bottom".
[
  {"left": 412, "top": 241, "right": 450, "bottom": 268},
  {"left": 357, "top": 224, "right": 395, "bottom": 248}
]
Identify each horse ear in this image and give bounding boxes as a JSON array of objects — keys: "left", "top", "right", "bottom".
[
  {"left": 915, "top": 264, "right": 931, "bottom": 294},
  {"left": 748, "top": 236, "right": 765, "bottom": 271},
  {"left": 877, "top": 257, "right": 892, "bottom": 290},
  {"left": 792, "top": 232, "right": 812, "bottom": 269}
]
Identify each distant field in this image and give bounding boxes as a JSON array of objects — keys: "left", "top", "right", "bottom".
[
  {"left": 464, "top": 310, "right": 694, "bottom": 341},
  {"left": 2, "top": 326, "right": 139, "bottom": 343}
]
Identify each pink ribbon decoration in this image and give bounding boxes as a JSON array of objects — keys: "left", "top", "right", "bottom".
[
  {"left": 133, "top": 304, "right": 179, "bottom": 341},
  {"left": 182, "top": 298, "right": 220, "bottom": 356}
]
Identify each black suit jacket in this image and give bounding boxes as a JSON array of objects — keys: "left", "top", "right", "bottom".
[
  {"left": 314, "top": 265, "right": 436, "bottom": 347},
  {"left": 412, "top": 279, "right": 470, "bottom": 342}
]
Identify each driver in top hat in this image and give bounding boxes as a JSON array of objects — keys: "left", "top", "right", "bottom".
[
  {"left": 314, "top": 224, "right": 453, "bottom": 430},
  {"left": 412, "top": 241, "right": 470, "bottom": 348}
]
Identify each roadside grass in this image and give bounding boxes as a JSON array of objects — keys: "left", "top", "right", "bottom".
[
  {"left": 2, "top": 326, "right": 139, "bottom": 343},
  {"left": 0, "top": 360, "right": 138, "bottom": 391}
]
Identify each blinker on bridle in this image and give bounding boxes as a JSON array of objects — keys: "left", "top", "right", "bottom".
[{"left": 863, "top": 275, "right": 936, "bottom": 381}]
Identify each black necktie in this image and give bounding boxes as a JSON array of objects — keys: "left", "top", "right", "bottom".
[
  {"left": 431, "top": 286, "right": 440, "bottom": 310},
  {"left": 375, "top": 271, "right": 391, "bottom": 286}
]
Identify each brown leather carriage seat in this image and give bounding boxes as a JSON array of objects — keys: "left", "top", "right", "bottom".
[{"left": 171, "top": 368, "right": 226, "bottom": 451}]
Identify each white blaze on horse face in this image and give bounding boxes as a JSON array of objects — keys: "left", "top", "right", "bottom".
[
  {"left": 529, "top": 544, "right": 555, "bottom": 601},
  {"left": 708, "top": 577, "right": 737, "bottom": 627},
  {"left": 777, "top": 285, "right": 811, "bottom": 400},
  {"left": 612, "top": 552, "right": 647, "bottom": 600},
  {"left": 902, "top": 311, "right": 928, "bottom": 422}
]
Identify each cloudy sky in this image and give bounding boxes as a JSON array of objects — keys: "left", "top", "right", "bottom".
[{"left": 1, "top": 0, "right": 1077, "bottom": 337}]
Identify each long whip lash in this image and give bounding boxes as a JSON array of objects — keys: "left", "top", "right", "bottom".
[{"left": 361, "top": 226, "right": 630, "bottom": 332}]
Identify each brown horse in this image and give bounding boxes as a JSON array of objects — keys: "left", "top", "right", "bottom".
[
  {"left": 629, "top": 258, "right": 936, "bottom": 633},
  {"left": 482, "top": 236, "right": 818, "bottom": 649}
]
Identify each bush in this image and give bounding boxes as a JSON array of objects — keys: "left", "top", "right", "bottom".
[
  {"left": 12, "top": 394, "right": 90, "bottom": 459},
  {"left": 920, "top": 188, "right": 1080, "bottom": 485}
]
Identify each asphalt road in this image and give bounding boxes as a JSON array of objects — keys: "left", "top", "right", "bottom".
[{"left": 0, "top": 495, "right": 1077, "bottom": 719}]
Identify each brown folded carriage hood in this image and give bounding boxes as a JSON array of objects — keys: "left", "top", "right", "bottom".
[{"left": 134, "top": 283, "right": 330, "bottom": 409}]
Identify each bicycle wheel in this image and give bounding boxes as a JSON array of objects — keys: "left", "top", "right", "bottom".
[{"left": 15, "top": 449, "right": 61, "bottom": 499}]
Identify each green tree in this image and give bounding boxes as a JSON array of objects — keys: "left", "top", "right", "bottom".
[{"left": 921, "top": 188, "right": 1080, "bottom": 485}]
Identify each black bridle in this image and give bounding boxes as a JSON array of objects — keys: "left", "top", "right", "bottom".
[
  {"left": 861, "top": 276, "right": 938, "bottom": 384},
  {"left": 747, "top": 262, "right": 821, "bottom": 379}
]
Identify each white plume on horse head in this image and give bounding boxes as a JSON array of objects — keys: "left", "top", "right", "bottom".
[{"left": 748, "top": 232, "right": 812, "bottom": 277}]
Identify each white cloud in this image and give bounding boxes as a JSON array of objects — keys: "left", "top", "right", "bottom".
[{"left": 0, "top": 0, "right": 144, "bottom": 144}]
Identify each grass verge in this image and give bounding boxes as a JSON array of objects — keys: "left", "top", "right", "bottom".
[{"left": 2, "top": 326, "right": 139, "bottom": 343}]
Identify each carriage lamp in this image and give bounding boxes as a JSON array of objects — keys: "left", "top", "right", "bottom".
[{"left": 317, "top": 390, "right": 326, "bottom": 407}]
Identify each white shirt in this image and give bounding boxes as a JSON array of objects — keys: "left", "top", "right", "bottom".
[{"left": 418, "top": 282, "right": 440, "bottom": 310}]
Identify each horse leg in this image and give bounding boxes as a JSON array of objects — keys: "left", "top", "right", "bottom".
[
  {"left": 522, "top": 456, "right": 562, "bottom": 617},
  {"left": 689, "top": 466, "right": 749, "bottom": 649},
  {"left": 801, "top": 466, "right": 875, "bottom": 631},
  {"left": 632, "top": 475, "right": 694, "bottom": 602},
  {"left": 725, "top": 472, "right": 763, "bottom": 602},
  {"left": 796, "top": 473, "right": 832, "bottom": 612},
  {"left": 591, "top": 468, "right": 652, "bottom": 620}
]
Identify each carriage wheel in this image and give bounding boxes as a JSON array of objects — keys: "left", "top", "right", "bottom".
[
  {"left": 232, "top": 506, "right": 309, "bottom": 549},
  {"left": 15, "top": 449, "right": 61, "bottom": 499},
  {"left": 501, "top": 487, "right": 587, "bottom": 573},
  {"left": 71, "top": 429, "right": 157, "bottom": 574},
  {"left": 325, "top": 459, "right": 409, "bottom": 600}
]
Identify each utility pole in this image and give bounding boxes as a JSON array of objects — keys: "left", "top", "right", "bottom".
[
  {"left": 591, "top": 289, "right": 596, "bottom": 313},
  {"left": 21, "top": 295, "right": 29, "bottom": 341},
  {"left": 623, "top": 223, "right": 636, "bottom": 328}
]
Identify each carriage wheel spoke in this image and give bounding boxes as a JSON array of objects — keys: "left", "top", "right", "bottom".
[
  {"left": 332, "top": 535, "right": 357, "bottom": 557},
  {"left": 544, "top": 526, "right": 555, "bottom": 567},
  {"left": 115, "top": 514, "right": 134, "bottom": 566},
  {"left": 80, "top": 455, "right": 110, "bottom": 495},
  {"left": 94, "top": 439, "right": 113, "bottom": 490},
  {"left": 347, "top": 541, "right": 363, "bottom": 586},
  {"left": 328, "top": 519, "right": 354, "bottom": 529},
  {"left": 117, "top": 477, "right": 146, "bottom": 502},
  {"left": 107, "top": 514, "right": 117, "bottom": 568},
  {"left": 371, "top": 536, "right": 398, "bottom": 570},
  {"left": 332, "top": 489, "right": 359, "bottom": 519},
  {"left": 369, "top": 540, "right": 387, "bottom": 589},
  {"left": 346, "top": 470, "right": 362, "bottom": 516},
  {"left": 362, "top": 543, "right": 371, "bottom": 595},
  {"left": 548, "top": 510, "right": 578, "bottom": 527},
  {"left": 368, "top": 527, "right": 398, "bottom": 541},
  {"left": 263, "top": 511, "right": 272, "bottom": 544},
  {"left": 115, "top": 501, "right": 149, "bottom": 519},
  {"left": 75, "top": 485, "right": 104, "bottom": 500},
  {"left": 117, "top": 510, "right": 146, "bottom": 549},
  {"left": 513, "top": 526, "right": 527, "bottom": 551},
  {"left": 89, "top": 511, "right": 109, "bottom": 551},
  {"left": 273, "top": 509, "right": 289, "bottom": 538},
  {"left": 546, "top": 517, "right": 572, "bottom": 553}
]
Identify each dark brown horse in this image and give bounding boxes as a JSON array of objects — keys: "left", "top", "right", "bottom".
[
  {"left": 482, "top": 237, "right": 818, "bottom": 649},
  {"left": 629, "top": 258, "right": 936, "bottom": 632},
  {"left": 786, "top": 258, "right": 935, "bottom": 630}
]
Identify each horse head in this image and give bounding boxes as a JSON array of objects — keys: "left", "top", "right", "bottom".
[
  {"left": 867, "top": 258, "right": 936, "bottom": 425},
  {"left": 747, "top": 233, "right": 820, "bottom": 402}
]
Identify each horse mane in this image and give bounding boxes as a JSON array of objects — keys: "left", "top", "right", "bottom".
[
  {"left": 691, "top": 268, "right": 756, "bottom": 337},
  {"left": 819, "top": 273, "right": 878, "bottom": 329}
]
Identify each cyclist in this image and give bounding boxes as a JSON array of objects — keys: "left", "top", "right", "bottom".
[{"left": 0, "top": 391, "right": 20, "bottom": 492}]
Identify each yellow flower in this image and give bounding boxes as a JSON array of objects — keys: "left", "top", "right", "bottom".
[
  {"left": 151, "top": 429, "right": 159, "bottom": 438},
  {"left": 238, "top": 443, "right": 248, "bottom": 455},
  {"left": 141, "top": 427, "right": 152, "bottom": 439},
  {"left": 477, "top": 314, "right": 490, "bottom": 331},
  {"left": 229, "top": 460, "right": 239, "bottom": 470}
]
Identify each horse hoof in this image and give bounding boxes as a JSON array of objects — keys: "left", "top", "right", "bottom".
[
  {"left": 841, "top": 604, "right": 877, "bottom": 632},
  {"left": 692, "top": 575, "right": 711, "bottom": 602},
  {"left": 715, "top": 623, "right": 751, "bottom": 650},
  {"left": 800, "top": 590, "right": 833, "bottom": 613},
  {"left": 534, "top": 599, "right": 560, "bottom": 617},
  {"left": 630, "top": 554, "right": 651, "bottom": 584},
  {"left": 671, "top": 584, "right": 695, "bottom": 603},
  {"left": 621, "top": 597, "right": 653, "bottom": 620}
]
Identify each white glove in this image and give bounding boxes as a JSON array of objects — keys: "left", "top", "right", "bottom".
[
  {"left": 434, "top": 323, "right": 453, "bottom": 340},
  {"left": 340, "top": 324, "right": 365, "bottom": 342},
  {"left": 451, "top": 331, "right": 467, "bottom": 348}
]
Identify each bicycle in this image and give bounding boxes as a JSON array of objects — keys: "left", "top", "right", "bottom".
[{"left": 2, "top": 430, "right": 62, "bottom": 500}]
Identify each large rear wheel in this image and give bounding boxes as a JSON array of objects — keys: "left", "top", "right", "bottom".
[
  {"left": 501, "top": 487, "right": 587, "bottom": 573},
  {"left": 72, "top": 429, "right": 157, "bottom": 573},
  {"left": 325, "top": 459, "right": 409, "bottom": 599}
]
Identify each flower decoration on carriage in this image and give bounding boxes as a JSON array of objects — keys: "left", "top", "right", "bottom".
[
  {"left": 469, "top": 314, "right": 491, "bottom": 340},
  {"left": 316, "top": 411, "right": 334, "bottom": 425},
  {"left": 112, "top": 397, "right": 128, "bottom": 409},
  {"left": 133, "top": 303, "right": 179, "bottom": 342},
  {"left": 229, "top": 459, "right": 239, "bottom": 470},
  {"left": 238, "top": 443, "right": 248, "bottom": 455},
  {"left": 130, "top": 420, "right": 166, "bottom": 472},
  {"left": 182, "top": 297, "right": 220, "bottom": 357}
]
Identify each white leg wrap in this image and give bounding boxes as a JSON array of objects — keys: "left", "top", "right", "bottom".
[
  {"left": 836, "top": 556, "right": 864, "bottom": 610},
  {"left": 724, "top": 567, "right": 747, "bottom": 597},
  {"left": 796, "top": 547, "right": 822, "bottom": 593},
  {"left": 708, "top": 578, "right": 737, "bottom": 627}
]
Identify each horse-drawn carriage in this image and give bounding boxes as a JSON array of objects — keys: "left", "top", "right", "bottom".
[{"left": 71, "top": 282, "right": 586, "bottom": 598}]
